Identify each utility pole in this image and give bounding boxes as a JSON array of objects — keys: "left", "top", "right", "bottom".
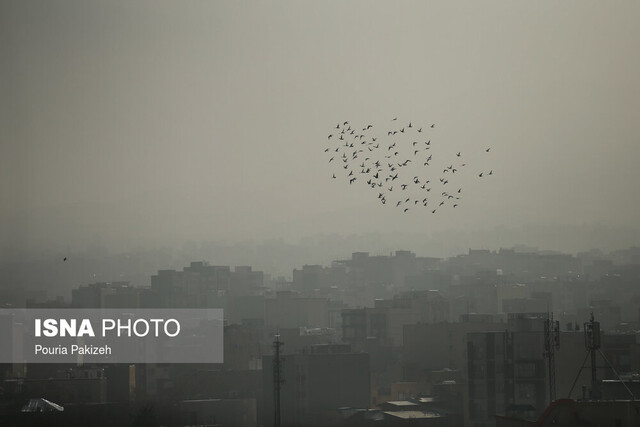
[
  {"left": 544, "top": 313, "right": 560, "bottom": 404},
  {"left": 273, "top": 334, "right": 284, "bottom": 427},
  {"left": 584, "top": 313, "right": 601, "bottom": 400}
]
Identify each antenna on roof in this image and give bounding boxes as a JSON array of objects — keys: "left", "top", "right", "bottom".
[{"left": 567, "top": 313, "right": 635, "bottom": 401}]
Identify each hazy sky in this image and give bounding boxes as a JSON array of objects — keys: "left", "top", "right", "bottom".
[{"left": 2, "top": 1, "right": 640, "bottom": 253}]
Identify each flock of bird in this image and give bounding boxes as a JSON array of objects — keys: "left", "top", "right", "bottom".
[{"left": 324, "top": 118, "right": 493, "bottom": 214}]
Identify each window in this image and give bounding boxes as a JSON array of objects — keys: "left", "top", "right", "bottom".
[
  {"left": 515, "top": 363, "right": 536, "bottom": 378},
  {"left": 517, "top": 382, "right": 535, "bottom": 399}
]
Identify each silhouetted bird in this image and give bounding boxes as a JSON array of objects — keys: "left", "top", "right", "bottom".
[{"left": 323, "top": 118, "right": 493, "bottom": 215}]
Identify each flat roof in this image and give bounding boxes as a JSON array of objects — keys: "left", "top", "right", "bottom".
[{"left": 383, "top": 411, "right": 442, "bottom": 419}]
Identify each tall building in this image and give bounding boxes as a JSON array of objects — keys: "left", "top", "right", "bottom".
[
  {"left": 342, "top": 290, "right": 450, "bottom": 351},
  {"left": 149, "top": 262, "right": 266, "bottom": 309},
  {"left": 262, "top": 344, "right": 370, "bottom": 426},
  {"left": 71, "top": 282, "right": 138, "bottom": 308},
  {"left": 265, "top": 291, "right": 329, "bottom": 330},
  {"left": 467, "top": 315, "right": 548, "bottom": 427}
]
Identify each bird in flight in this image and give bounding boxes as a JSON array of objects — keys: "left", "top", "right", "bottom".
[{"left": 323, "top": 117, "right": 495, "bottom": 214}]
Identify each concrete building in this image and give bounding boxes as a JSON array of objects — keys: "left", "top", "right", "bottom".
[
  {"left": 230, "top": 265, "right": 264, "bottom": 295},
  {"left": 496, "top": 399, "right": 640, "bottom": 427},
  {"left": 3, "top": 368, "right": 108, "bottom": 405},
  {"left": 403, "top": 321, "right": 505, "bottom": 381},
  {"left": 71, "top": 281, "right": 139, "bottom": 308},
  {"left": 343, "top": 290, "right": 450, "bottom": 351},
  {"left": 227, "top": 295, "right": 265, "bottom": 324},
  {"left": 278, "top": 327, "right": 339, "bottom": 355},
  {"left": 170, "top": 398, "right": 257, "bottom": 427},
  {"left": 443, "top": 248, "right": 582, "bottom": 283},
  {"left": 467, "top": 319, "right": 547, "bottom": 427},
  {"left": 147, "top": 262, "right": 267, "bottom": 311},
  {"left": 149, "top": 263, "right": 230, "bottom": 308},
  {"left": 262, "top": 344, "right": 370, "bottom": 427},
  {"left": 265, "top": 291, "right": 329, "bottom": 330},
  {"left": 223, "top": 323, "right": 264, "bottom": 371}
]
